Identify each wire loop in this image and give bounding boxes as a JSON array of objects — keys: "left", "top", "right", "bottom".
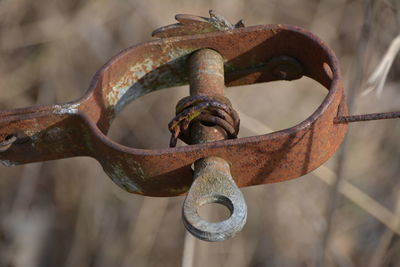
[{"left": 168, "top": 95, "right": 240, "bottom": 147}]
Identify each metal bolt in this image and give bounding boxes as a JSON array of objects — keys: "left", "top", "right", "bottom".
[{"left": 182, "top": 49, "right": 247, "bottom": 242}]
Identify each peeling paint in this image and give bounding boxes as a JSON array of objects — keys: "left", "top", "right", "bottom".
[
  {"left": 107, "top": 47, "right": 196, "bottom": 114},
  {"left": 104, "top": 159, "right": 148, "bottom": 194},
  {"left": 53, "top": 103, "right": 80, "bottom": 115}
]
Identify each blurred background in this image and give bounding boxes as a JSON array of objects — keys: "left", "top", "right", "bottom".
[{"left": 0, "top": 0, "right": 399, "bottom": 266}]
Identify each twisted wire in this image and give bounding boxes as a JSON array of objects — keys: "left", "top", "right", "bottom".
[{"left": 168, "top": 95, "right": 240, "bottom": 147}]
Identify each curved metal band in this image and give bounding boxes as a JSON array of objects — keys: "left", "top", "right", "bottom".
[{"left": 0, "top": 24, "right": 348, "bottom": 196}]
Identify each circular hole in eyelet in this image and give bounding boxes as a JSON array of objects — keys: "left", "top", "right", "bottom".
[
  {"left": 197, "top": 195, "right": 233, "bottom": 223},
  {"left": 197, "top": 203, "right": 231, "bottom": 222}
]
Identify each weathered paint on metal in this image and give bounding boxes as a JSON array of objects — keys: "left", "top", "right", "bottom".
[{"left": 0, "top": 23, "right": 348, "bottom": 197}]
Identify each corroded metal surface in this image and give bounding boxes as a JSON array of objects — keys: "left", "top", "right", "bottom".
[
  {"left": 182, "top": 49, "right": 246, "bottom": 241},
  {"left": 0, "top": 23, "right": 349, "bottom": 196},
  {"left": 336, "top": 111, "right": 400, "bottom": 123},
  {"left": 183, "top": 157, "right": 247, "bottom": 241}
]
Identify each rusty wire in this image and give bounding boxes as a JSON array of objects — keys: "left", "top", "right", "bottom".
[
  {"left": 336, "top": 111, "right": 400, "bottom": 123},
  {"left": 168, "top": 95, "right": 240, "bottom": 147}
]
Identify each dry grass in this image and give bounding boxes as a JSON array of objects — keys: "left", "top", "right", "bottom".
[{"left": 0, "top": 0, "right": 400, "bottom": 266}]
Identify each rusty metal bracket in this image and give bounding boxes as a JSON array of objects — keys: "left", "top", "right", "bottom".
[
  {"left": 0, "top": 12, "right": 349, "bottom": 200},
  {"left": 0, "top": 10, "right": 354, "bottom": 242},
  {"left": 2, "top": 9, "right": 399, "bottom": 242}
]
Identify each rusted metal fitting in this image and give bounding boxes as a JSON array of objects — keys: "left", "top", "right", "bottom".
[
  {"left": 183, "top": 157, "right": 246, "bottom": 241},
  {"left": 0, "top": 14, "right": 349, "bottom": 196},
  {"left": 2, "top": 9, "right": 400, "bottom": 242},
  {"left": 181, "top": 49, "right": 246, "bottom": 241},
  {"left": 0, "top": 10, "right": 355, "bottom": 241}
]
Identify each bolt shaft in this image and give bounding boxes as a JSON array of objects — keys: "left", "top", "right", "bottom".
[
  {"left": 189, "top": 49, "right": 227, "bottom": 144},
  {"left": 182, "top": 49, "right": 247, "bottom": 242}
]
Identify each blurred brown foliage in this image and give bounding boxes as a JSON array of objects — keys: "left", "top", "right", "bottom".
[{"left": 0, "top": 0, "right": 399, "bottom": 266}]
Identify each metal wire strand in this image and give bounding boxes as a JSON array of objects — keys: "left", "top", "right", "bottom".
[
  {"left": 335, "top": 111, "right": 400, "bottom": 123},
  {"left": 168, "top": 95, "right": 240, "bottom": 147}
]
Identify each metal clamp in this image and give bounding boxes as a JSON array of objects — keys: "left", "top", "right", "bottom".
[
  {"left": 0, "top": 10, "right": 356, "bottom": 241},
  {"left": 0, "top": 11, "right": 349, "bottom": 196}
]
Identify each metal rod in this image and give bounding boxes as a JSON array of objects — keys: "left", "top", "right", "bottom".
[
  {"left": 182, "top": 49, "right": 247, "bottom": 242},
  {"left": 189, "top": 49, "right": 228, "bottom": 143},
  {"left": 335, "top": 111, "right": 400, "bottom": 123}
]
